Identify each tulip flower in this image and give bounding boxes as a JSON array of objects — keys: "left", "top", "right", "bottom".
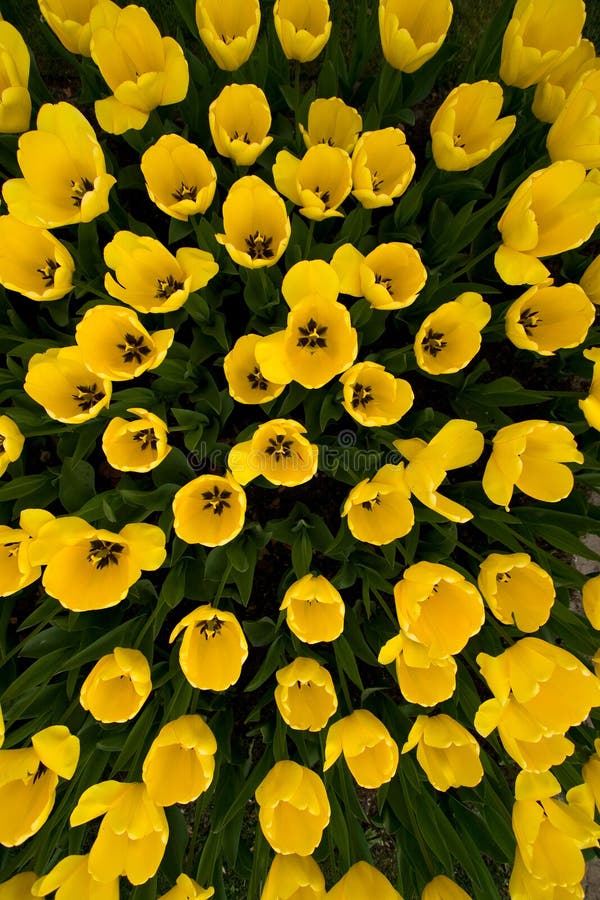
[
  {"left": 532, "top": 39, "right": 599, "bottom": 123},
  {"left": 430, "top": 80, "right": 515, "bottom": 172},
  {"left": 331, "top": 241, "right": 427, "bottom": 310},
  {"left": 102, "top": 408, "right": 171, "bottom": 473},
  {"left": 0, "top": 872, "right": 37, "bottom": 899},
  {"left": 547, "top": 69, "right": 600, "bottom": 169},
  {"left": 33, "top": 854, "right": 118, "bottom": 899},
  {"left": 280, "top": 573, "right": 345, "bottom": 644},
  {"left": 229, "top": 419, "right": 319, "bottom": 487},
  {"left": 216, "top": 176, "right": 290, "bottom": 269},
  {"left": 482, "top": 419, "right": 583, "bottom": 509},
  {"left": 24, "top": 346, "right": 112, "bottom": 425},
  {"left": 580, "top": 254, "right": 600, "bottom": 304},
  {"left": 170, "top": 605, "right": 248, "bottom": 690},
  {"left": 394, "top": 561, "right": 484, "bottom": 659},
  {"left": 478, "top": 553, "right": 555, "bottom": 632},
  {"left": 328, "top": 862, "right": 402, "bottom": 899},
  {"left": 505, "top": 281, "right": 595, "bottom": 355},
  {"left": 324, "top": 709, "right": 399, "bottom": 789},
  {"left": 273, "top": 0, "right": 331, "bottom": 62},
  {"left": 142, "top": 715, "right": 217, "bottom": 806},
  {"left": 273, "top": 144, "right": 352, "bottom": 221},
  {"left": 195, "top": 0, "right": 260, "bottom": 71},
  {"left": 28, "top": 516, "right": 166, "bottom": 612},
  {"left": 414, "top": 292, "right": 491, "bottom": 375},
  {"left": 0, "top": 216, "right": 75, "bottom": 301},
  {"left": 223, "top": 334, "right": 286, "bottom": 404},
  {"left": 173, "top": 472, "right": 247, "bottom": 546},
  {"left": 500, "top": 0, "right": 586, "bottom": 89},
  {"left": 274, "top": 658, "right": 337, "bottom": 731},
  {"left": 342, "top": 464, "right": 414, "bottom": 545},
  {"left": 340, "top": 362, "right": 413, "bottom": 427},
  {"left": 2, "top": 102, "right": 115, "bottom": 228},
  {"left": 395, "top": 419, "right": 484, "bottom": 523},
  {"left": 0, "top": 521, "right": 41, "bottom": 597},
  {"left": 421, "top": 876, "right": 471, "bottom": 899},
  {"left": 494, "top": 160, "right": 600, "bottom": 285},
  {"left": 0, "top": 725, "right": 80, "bottom": 847},
  {"left": 209, "top": 83, "right": 272, "bottom": 166},
  {"left": 583, "top": 574, "right": 600, "bottom": 629},
  {"left": 141, "top": 134, "right": 217, "bottom": 220},
  {"left": 159, "top": 876, "right": 214, "bottom": 900},
  {"left": 583, "top": 738, "right": 600, "bottom": 813},
  {"left": 0, "top": 20, "right": 31, "bottom": 133},
  {"left": 378, "top": 0, "right": 453, "bottom": 74},
  {"left": 104, "top": 231, "right": 218, "bottom": 314},
  {"left": 378, "top": 632, "right": 457, "bottom": 706},
  {"left": 80, "top": 648, "right": 151, "bottom": 724},
  {"left": 89, "top": 1, "right": 189, "bottom": 134},
  {"left": 260, "top": 854, "right": 325, "bottom": 900},
  {"left": 402, "top": 714, "right": 483, "bottom": 792},
  {"left": 352, "top": 127, "right": 415, "bottom": 208},
  {"left": 255, "top": 761, "right": 330, "bottom": 856},
  {"left": 299, "top": 97, "right": 362, "bottom": 154},
  {"left": 580, "top": 348, "right": 600, "bottom": 430},
  {"left": 38, "top": 0, "right": 103, "bottom": 56},
  {"left": 0, "top": 415, "right": 24, "bottom": 479},
  {"left": 70, "top": 781, "right": 168, "bottom": 885}
]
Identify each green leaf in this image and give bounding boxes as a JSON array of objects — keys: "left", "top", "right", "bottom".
[{"left": 59, "top": 458, "right": 96, "bottom": 513}]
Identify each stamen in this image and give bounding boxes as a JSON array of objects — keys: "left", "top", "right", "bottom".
[
  {"left": 37, "top": 258, "right": 60, "bottom": 286},
  {"left": 132, "top": 428, "right": 158, "bottom": 451},
  {"left": 297, "top": 318, "right": 328, "bottom": 350},
  {"left": 198, "top": 615, "right": 224, "bottom": 638},
  {"left": 86, "top": 539, "right": 124, "bottom": 570},
  {"left": 422, "top": 329, "right": 447, "bottom": 357},
  {"left": 247, "top": 366, "right": 269, "bottom": 391},
  {"left": 72, "top": 384, "right": 104, "bottom": 411},
  {"left": 374, "top": 273, "right": 393, "bottom": 295},
  {"left": 70, "top": 176, "right": 94, "bottom": 208},
  {"left": 245, "top": 231, "right": 274, "bottom": 261},
  {"left": 156, "top": 274, "right": 184, "bottom": 299},
  {"left": 201, "top": 486, "right": 232, "bottom": 516},
  {"left": 351, "top": 383, "right": 373, "bottom": 409},
  {"left": 117, "top": 333, "right": 151, "bottom": 365},
  {"left": 265, "top": 434, "right": 294, "bottom": 460},
  {"left": 518, "top": 308, "right": 542, "bottom": 337},
  {"left": 172, "top": 181, "right": 199, "bottom": 202}
]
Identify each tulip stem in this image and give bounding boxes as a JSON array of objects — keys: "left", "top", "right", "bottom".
[
  {"left": 214, "top": 562, "right": 233, "bottom": 606},
  {"left": 304, "top": 219, "right": 315, "bottom": 257}
]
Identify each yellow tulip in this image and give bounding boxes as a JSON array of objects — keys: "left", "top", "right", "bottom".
[
  {"left": 547, "top": 69, "right": 600, "bottom": 169},
  {"left": 482, "top": 419, "right": 583, "bottom": 509},
  {"left": 394, "top": 561, "right": 484, "bottom": 659},
  {"left": 0, "top": 523, "right": 41, "bottom": 597},
  {"left": 494, "top": 160, "right": 600, "bottom": 285},
  {"left": 579, "top": 347, "right": 600, "bottom": 430},
  {"left": 328, "top": 862, "right": 403, "bottom": 899},
  {"left": 299, "top": 97, "right": 362, "bottom": 154},
  {"left": 274, "top": 657, "right": 337, "bottom": 732},
  {"left": 28, "top": 516, "right": 166, "bottom": 612},
  {"left": 104, "top": 230, "right": 218, "bottom": 314},
  {"left": 102, "top": 408, "right": 171, "bottom": 473},
  {"left": 0, "top": 415, "right": 24, "bottom": 479},
  {"left": 324, "top": 709, "right": 399, "bottom": 789},
  {"left": 430, "top": 80, "right": 515, "bottom": 172},
  {"left": 394, "top": 419, "right": 484, "bottom": 523},
  {"left": 378, "top": 632, "right": 457, "bottom": 707},
  {"left": 505, "top": 281, "right": 595, "bottom": 354},
  {"left": 69, "top": 781, "right": 168, "bottom": 885},
  {"left": 279, "top": 573, "right": 345, "bottom": 644},
  {"left": 80, "top": 647, "right": 152, "bottom": 724},
  {"left": 260, "top": 854, "right": 325, "bottom": 900},
  {"left": 273, "top": 0, "right": 331, "bottom": 62},
  {"left": 0, "top": 216, "right": 74, "bottom": 301},
  {"left": 195, "top": 0, "right": 260, "bottom": 71},
  {"left": 0, "top": 20, "right": 31, "bottom": 133},
  {"left": 141, "top": 134, "right": 217, "bottom": 220},
  {"left": 255, "top": 760, "right": 330, "bottom": 856},
  {"left": 76, "top": 305, "right": 174, "bottom": 381},
  {"left": 340, "top": 361, "right": 413, "bottom": 427},
  {"left": 159, "top": 875, "right": 214, "bottom": 900},
  {"left": 421, "top": 876, "right": 471, "bottom": 899},
  {"left": 173, "top": 472, "right": 247, "bottom": 546},
  {"left": 402, "top": 714, "right": 483, "bottom": 792},
  {"left": 331, "top": 241, "right": 427, "bottom": 310},
  {"left": 273, "top": 144, "right": 352, "bottom": 221},
  {"left": 142, "top": 715, "right": 217, "bottom": 806},
  {"left": 170, "top": 605, "right": 248, "bottom": 690},
  {"left": 583, "top": 738, "right": 600, "bottom": 813},
  {"left": 532, "top": 39, "right": 599, "bottom": 123},
  {"left": 209, "top": 83, "right": 272, "bottom": 166},
  {"left": 229, "top": 419, "right": 319, "bottom": 487},
  {"left": 38, "top": 0, "right": 103, "bottom": 56},
  {"left": 342, "top": 464, "right": 414, "bottom": 545},
  {"left": 32, "top": 855, "right": 118, "bottom": 899},
  {"left": 2, "top": 102, "right": 115, "bottom": 228},
  {"left": 24, "top": 346, "right": 112, "bottom": 425},
  {"left": 216, "top": 175, "right": 290, "bottom": 269},
  {"left": 500, "top": 0, "right": 586, "bottom": 89},
  {"left": 414, "top": 292, "right": 491, "bottom": 375},
  {"left": 580, "top": 253, "right": 600, "bottom": 304},
  {"left": 0, "top": 725, "right": 79, "bottom": 847},
  {"left": 0, "top": 872, "right": 37, "bottom": 899},
  {"left": 583, "top": 573, "right": 600, "bottom": 628},
  {"left": 478, "top": 552, "right": 555, "bottom": 632},
  {"left": 378, "top": 0, "right": 453, "bottom": 74},
  {"left": 352, "top": 127, "right": 415, "bottom": 208},
  {"left": 223, "top": 334, "right": 286, "bottom": 404},
  {"left": 89, "top": 1, "right": 189, "bottom": 134}
]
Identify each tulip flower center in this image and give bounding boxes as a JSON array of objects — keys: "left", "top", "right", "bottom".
[
  {"left": 87, "top": 539, "right": 124, "bottom": 569},
  {"left": 156, "top": 274, "right": 184, "bottom": 299},
  {"left": 296, "top": 680, "right": 311, "bottom": 688},
  {"left": 518, "top": 307, "right": 542, "bottom": 336},
  {"left": 247, "top": 366, "right": 269, "bottom": 391},
  {"left": 32, "top": 762, "right": 48, "bottom": 783},
  {"left": 37, "top": 257, "right": 60, "bottom": 286},
  {"left": 4, "top": 541, "right": 19, "bottom": 557},
  {"left": 453, "top": 133, "right": 466, "bottom": 148},
  {"left": 265, "top": 434, "right": 294, "bottom": 460},
  {"left": 297, "top": 318, "right": 328, "bottom": 351},
  {"left": 351, "top": 383, "right": 373, "bottom": 409},
  {"left": 133, "top": 428, "right": 158, "bottom": 451},
  {"left": 318, "top": 137, "right": 336, "bottom": 147},
  {"left": 374, "top": 273, "right": 393, "bottom": 294},
  {"left": 117, "top": 332, "right": 151, "bottom": 365},
  {"left": 0, "top": 434, "right": 4, "bottom": 454},
  {"left": 421, "top": 328, "right": 447, "bottom": 357},
  {"left": 313, "top": 185, "right": 331, "bottom": 205},
  {"left": 172, "top": 181, "right": 199, "bottom": 202},
  {"left": 201, "top": 486, "right": 232, "bottom": 515},
  {"left": 361, "top": 493, "right": 382, "bottom": 511},
  {"left": 232, "top": 130, "right": 251, "bottom": 144},
  {"left": 72, "top": 383, "right": 105, "bottom": 411},
  {"left": 371, "top": 170, "right": 384, "bottom": 192},
  {"left": 245, "top": 231, "right": 274, "bottom": 260},
  {"left": 70, "top": 176, "right": 94, "bottom": 208},
  {"left": 496, "top": 572, "right": 512, "bottom": 583},
  {"left": 198, "top": 615, "right": 224, "bottom": 638}
]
